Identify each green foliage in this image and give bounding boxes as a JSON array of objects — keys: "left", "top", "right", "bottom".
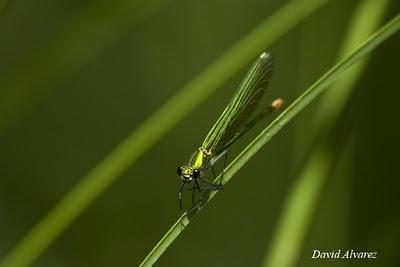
[
  {"left": 0, "top": 0, "right": 327, "bottom": 266},
  {"left": 262, "top": 1, "right": 391, "bottom": 266},
  {"left": 0, "top": 0, "right": 171, "bottom": 133},
  {"left": 139, "top": 12, "right": 400, "bottom": 267},
  {"left": 0, "top": 1, "right": 399, "bottom": 267}
]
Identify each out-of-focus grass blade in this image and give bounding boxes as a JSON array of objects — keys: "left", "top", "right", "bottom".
[
  {"left": 0, "top": 1, "right": 328, "bottom": 267},
  {"left": 0, "top": 0, "right": 171, "bottom": 133},
  {"left": 262, "top": 1, "right": 391, "bottom": 267},
  {"left": 315, "top": 0, "right": 391, "bottom": 131},
  {"left": 140, "top": 12, "right": 400, "bottom": 267}
]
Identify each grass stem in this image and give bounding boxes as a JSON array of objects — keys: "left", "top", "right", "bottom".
[
  {"left": 0, "top": 1, "right": 328, "bottom": 266},
  {"left": 140, "top": 12, "right": 400, "bottom": 267},
  {"left": 262, "top": 1, "right": 391, "bottom": 266}
]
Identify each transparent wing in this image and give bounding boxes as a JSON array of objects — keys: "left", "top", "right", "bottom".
[{"left": 202, "top": 52, "right": 274, "bottom": 155}]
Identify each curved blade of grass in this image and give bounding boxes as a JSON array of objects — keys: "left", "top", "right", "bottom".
[
  {"left": 262, "top": 1, "right": 391, "bottom": 266},
  {"left": 139, "top": 13, "right": 400, "bottom": 267},
  {"left": 0, "top": 0, "right": 326, "bottom": 135},
  {"left": 0, "top": 0, "right": 172, "bottom": 133},
  {"left": 315, "top": 0, "right": 390, "bottom": 131},
  {"left": 0, "top": 1, "right": 328, "bottom": 267}
]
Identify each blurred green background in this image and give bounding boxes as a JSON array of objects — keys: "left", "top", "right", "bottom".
[{"left": 0, "top": 0, "right": 399, "bottom": 266}]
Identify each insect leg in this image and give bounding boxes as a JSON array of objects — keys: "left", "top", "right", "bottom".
[
  {"left": 209, "top": 150, "right": 227, "bottom": 190},
  {"left": 191, "top": 185, "right": 196, "bottom": 205},
  {"left": 179, "top": 182, "right": 185, "bottom": 215},
  {"left": 195, "top": 179, "right": 202, "bottom": 193},
  {"left": 211, "top": 165, "right": 218, "bottom": 181},
  {"left": 219, "top": 151, "right": 228, "bottom": 190},
  {"left": 191, "top": 179, "right": 203, "bottom": 209},
  {"left": 199, "top": 177, "right": 221, "bottom": 190},
  {"left": 210, "top": 150, "right": 227, "bottom": 166}
]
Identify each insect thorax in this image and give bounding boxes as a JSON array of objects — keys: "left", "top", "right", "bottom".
[{"left": 189, "top": 147, "right": 212, "bottom": 170}]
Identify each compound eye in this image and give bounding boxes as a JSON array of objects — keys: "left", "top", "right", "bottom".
[
  {"left": 177, "top": 166, "right": 183, "bottom": 176},
  {"left": 192, "top": 169, "right": 200, "bottom": 178}
]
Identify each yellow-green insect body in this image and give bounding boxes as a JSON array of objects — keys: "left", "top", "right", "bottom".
[
  {"left": 176, "top": 52, "right": 280, "bottom": 212},
  {"left": 192, "top": 148, "right": 206, "bottom": 169},
  {"left": 178, "top": 147, "right": 212, "bottom": 182}
]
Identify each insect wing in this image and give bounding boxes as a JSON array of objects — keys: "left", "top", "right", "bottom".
[{"left": 202, "top": 52, "right": 274, "bottom": 154}]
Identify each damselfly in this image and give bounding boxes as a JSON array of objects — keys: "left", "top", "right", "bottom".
[{"left": 176, "top": 52, "right": 282, "bottom": 212}]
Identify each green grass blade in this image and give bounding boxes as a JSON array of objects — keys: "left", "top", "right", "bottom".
[
  {"left": 139, "top": 13, "right": 400, "bottom": 267},
  {"left": 262, "top": 1, "right": 391, "bottom": 267},
  {"left": 0, "top": 0, "right": 172, "bottom": 133},
  {"left": 315, "top": 0, "right": 391, "bottom": 131},
  {"left": 0, "top": 1, "right": 327, "bottom": 267}
]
